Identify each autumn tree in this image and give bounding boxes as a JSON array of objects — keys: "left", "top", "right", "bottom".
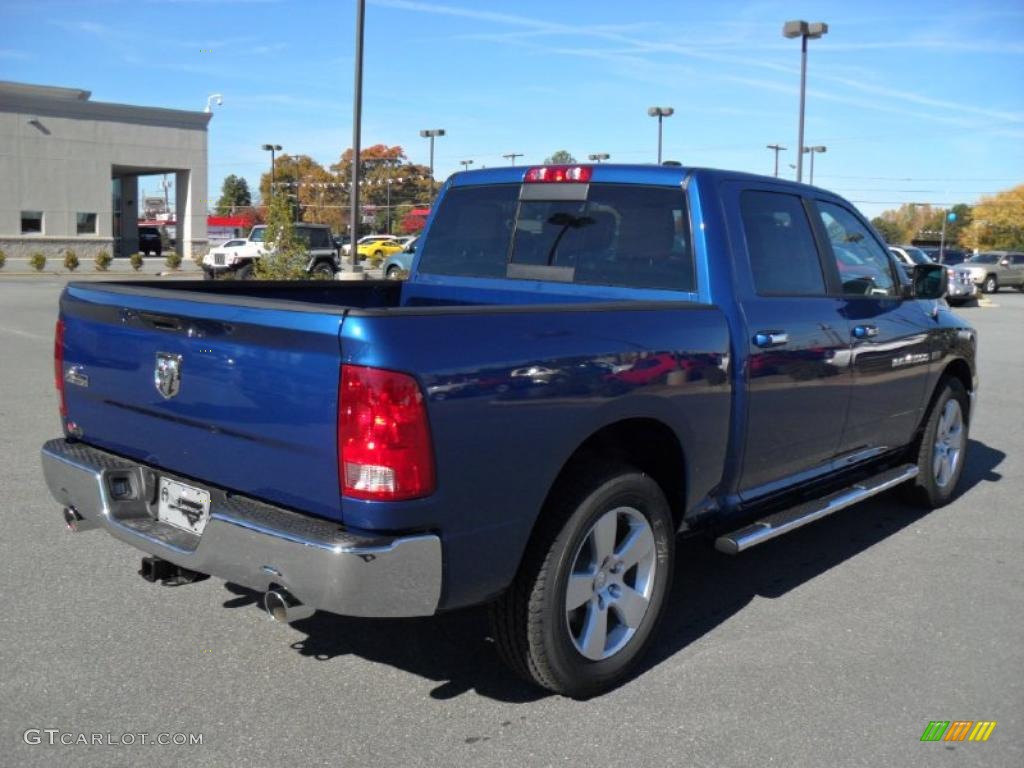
[
  {"left": 215, "top": 175, "right": 252, "bottom": 215},
  {"left": 960, "top": 184, "right": 1024, "bottom": 250},
  {"left": 331, "top": 144, "right": 433, "bottom": 236},
  {"left": 870, "top": 217, "right": 902, "bottom": 243}
]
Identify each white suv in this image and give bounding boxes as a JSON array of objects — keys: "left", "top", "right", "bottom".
[{"left": 202, "top": 224, "right": 338, "bottom": 279}]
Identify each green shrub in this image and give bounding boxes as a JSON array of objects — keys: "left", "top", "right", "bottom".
[
  {"left": 29, "top": 251, "right": 47, "bottom": 271},
  {"left": 253, "top": 194, "right": 308, "bottom": 280},
  {"left": 0, "top": 248, "right": 6, "bottom": 270},
  {"left": 94, "top": 249, "right": 112, "bottom": 271},
  {"left": 63, "top": 249, "right": 80, "bottom": 272},
  {"left": 129, "top": 252, "right": 144, "bottom": 271},
  {"left": 165, "top": 251, "right": 183, "bottom": 270}
]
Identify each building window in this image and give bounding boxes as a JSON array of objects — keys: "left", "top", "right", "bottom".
[
  {"left": 21, "top": 211, "right": 43, "bottom": 234},
  {"left": 77, "top": 212, "right": 97, "bottom": 235}
]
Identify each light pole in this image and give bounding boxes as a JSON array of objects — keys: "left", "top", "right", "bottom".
[
  {"left": 783, "top": 20, "right": 828, "bottom": 183},
  {"left": 204, "top": 94, "right": 223, "bottom": 113},
  {"left": 261, "top": 143, "right": 282, "bottom": 198},
  {"left": 502, "top": 152, "right": 523, "bottom": 166},
  {"left": 350, "top": 0, "right": 366, "bottom": 250},
  {"left": 419, "top": 128, "right": 445, "bottom": 183},
  {"left": 802, "top": 145, "right": 826, "bottom": 185},
  {"left": 647, "top": 106, "right": 674, "bottom": 164},
  {"left": 460, "top": 160, "right": 474, "bottom": 171},
  {"left": 588, "top": 153, "right": 610, "bottom": 163},
  {"left": 766, "top": 144, "right": 786, "bottom": 178}
]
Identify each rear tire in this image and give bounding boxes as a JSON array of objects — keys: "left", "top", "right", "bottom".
[
  {"left": 310, "top": 261, "right": 335, "bottom": 280},
  {"left": 490, "top": 465, "right": 674, "bottom": 698},
  {"left": 902, "top": 378, "right": 969, "bottom": 508}
]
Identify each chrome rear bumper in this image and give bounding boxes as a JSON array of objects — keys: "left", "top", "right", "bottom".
[{"left": 40, "top": 439, "right": 442, "bottom": 618}]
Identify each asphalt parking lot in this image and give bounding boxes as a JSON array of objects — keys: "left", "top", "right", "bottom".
[{"left": 1, "top": 280, "right": 1021, "bottom": 768}]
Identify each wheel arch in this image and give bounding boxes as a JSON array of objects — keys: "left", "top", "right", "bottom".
[{"left": 537, "top": 417, "right": 687, "bottom": 534}]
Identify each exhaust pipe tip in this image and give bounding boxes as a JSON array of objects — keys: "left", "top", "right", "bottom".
[
  {"left": 263, "top": 588, "right": 315, "bottom": 623},
  {"left": 63, "top": 507, "right": 95, "bottom": 532}
]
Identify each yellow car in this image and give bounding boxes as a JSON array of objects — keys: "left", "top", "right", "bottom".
[{"left": 356, "top": 238, "right": 404, "bottom": 262}]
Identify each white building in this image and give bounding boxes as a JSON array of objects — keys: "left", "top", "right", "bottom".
[{"left": 0, "top": 81, "right": 209, "bottom": 260}]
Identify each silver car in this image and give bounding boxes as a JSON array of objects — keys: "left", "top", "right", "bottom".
[
  {"left": 889, "top": 245, "right": 976, "bottom": 306},
  {"left": 957, "top": 251, "right": 1024, "bottom": 294}
]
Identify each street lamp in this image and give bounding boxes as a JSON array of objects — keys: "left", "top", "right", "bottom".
[
  {"left": 204, "top": 93, "right": 223, "bottom": 113},
  {"left": 419, "top": 128, "right": 446, "bottom": 182},
  {"left": 502, "top": 152, "right": 523, "bottom": 165},
  {"left": 802, "top": 145, "right": 827, "bottom": 185},
  {"left": 647, "top": 106, "right": 674, "bottom": 164},
  {"left": 350, "top": 0, "right": 367, "bottom": 249},
  {"left": 766, "top": 144, "right": 786, "bottom": 178},
  {"left": 783, "top": 20, "right": 828, "bottom": 183},
  {"left": 460, "top": 160, "right": 474, "bottom": 171},
  {"left": 588, "top": 153, "right": 610, "bottom": 163},
  {"left": 261, "top": 143, "right": 282, "bottom": 197}
]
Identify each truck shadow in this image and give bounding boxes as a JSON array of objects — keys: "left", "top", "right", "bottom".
[{"left": 223, "top": 438, "right": 1003, "bottom": 703}]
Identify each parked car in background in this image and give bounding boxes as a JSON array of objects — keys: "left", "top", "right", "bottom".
[
  {"left": 333, "top": 234, "right": 351, "bottom": 256},
  {"left": 919, "top": 246, "right": 969, "bottom": 266},
  {"left": 356, "top": 237, "right": 403, "bottom": 263},
  {"left": 346, "top": 234, "right": 396, "bottom": 260},
  {"left": 888, "top": 245, "right": 933, "bottom": 267},
  {"left": 200, "top": 223, "right": 339, "bottom": 279},
  {"left": 958, "top": 251, "right": 1024, "bottom": 293},
  {"left": 890, "top": 244, "right": 974, "bottom": 305},
  {"left": 138, "top": 226, "right": 163, "bottom": 257},
  {"left": 382, "top": 236, "right": 418, "bottom": 278}
]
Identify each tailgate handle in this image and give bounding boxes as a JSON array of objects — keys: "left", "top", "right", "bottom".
[{"left": 140, "top": 312, "right": 182, "bottom": 331}]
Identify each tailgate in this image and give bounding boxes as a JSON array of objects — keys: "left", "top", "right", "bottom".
[{"left": 59, "top": 283, "right": 346, "bottom": 521}]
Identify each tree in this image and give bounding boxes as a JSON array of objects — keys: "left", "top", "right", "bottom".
[
  {"left": 331, "top": 145, "right": 434, "bottom": 236},
  {"left": 960, "top": 185, "right": 1024, "bottom": 251},
  {"left": 870, "top": 217, "right": 902, "bottom": 244},
  {"left": 253, "top": 192, "right": 308, "bottom": 280},
  {"left": 543, "top": 150, "right": 576, "bottom": 164},
  {"left": 215, "top": 175, "right": 251, "bottom": 215}
]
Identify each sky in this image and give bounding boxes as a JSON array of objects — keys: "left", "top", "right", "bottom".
[{"left": 2, "top": 0, "right": 1023, "bottom": 218}]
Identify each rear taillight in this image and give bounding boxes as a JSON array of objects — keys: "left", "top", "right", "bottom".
[
  {"left": 338, "top": 365, "right": 435, "bottom": 501},
  {"left": 54, "top": 319, "right": 66, "bottom": 418},
  {"left": 524, "top": 165, "right": 593, "bottom": 183}
]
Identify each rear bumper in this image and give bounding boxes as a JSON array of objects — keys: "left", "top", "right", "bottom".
[{"left": 40, "top": 439, "right": 442, "bottom": 618}]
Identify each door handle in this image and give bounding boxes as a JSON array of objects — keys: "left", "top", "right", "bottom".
[
  {"left": 852, "top": 325, "right": 879, "bottom": 339},
  {"left": 753, "top": 331, "right": 789, "bottom": 348}
]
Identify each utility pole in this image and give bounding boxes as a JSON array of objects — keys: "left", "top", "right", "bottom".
[
  {"left": 766, "top": 144, "right": 786, "bottom": 178},
  {"left": 349, "top": 0, "right": 366, "bottom": 258},
  {"left": 502, "top": 153, "right": 523, "bottom": 166}
]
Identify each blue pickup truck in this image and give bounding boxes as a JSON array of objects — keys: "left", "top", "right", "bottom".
[{"left": 42, "top": 164, "right": 976, "bottom": 697}]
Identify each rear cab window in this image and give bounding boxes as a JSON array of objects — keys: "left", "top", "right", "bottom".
[{"left": 417, "top": 183, "right": 695, "bottom": 293}]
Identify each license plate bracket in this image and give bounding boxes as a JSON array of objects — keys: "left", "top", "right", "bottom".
[{"left": 157, "top": 477, "right": 211, "bottom": 535}]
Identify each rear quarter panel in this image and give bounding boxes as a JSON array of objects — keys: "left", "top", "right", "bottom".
[{"left": 340, "top": 304, "right": 731, "bottom": 609}]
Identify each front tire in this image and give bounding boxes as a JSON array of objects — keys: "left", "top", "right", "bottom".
[
  {"left": 310, "top": 261, "right": 335, "bottom": 280},
  {"left": 491, "top": 465, "right": 674, "bottom": 698},
  {"left": 903, "top": 378, "right": 969, "bottom": 508},
  {"left": 983, "top": 274, "right": 998, "bottom": 293}
]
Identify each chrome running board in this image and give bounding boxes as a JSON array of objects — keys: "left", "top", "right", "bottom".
[{"left": 715, "top": 464, "right": 919, "bottom": 555}]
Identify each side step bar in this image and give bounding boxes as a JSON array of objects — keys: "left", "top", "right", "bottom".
[{"left": 715, "top": 464, "right": 919, "bottom": 555}]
